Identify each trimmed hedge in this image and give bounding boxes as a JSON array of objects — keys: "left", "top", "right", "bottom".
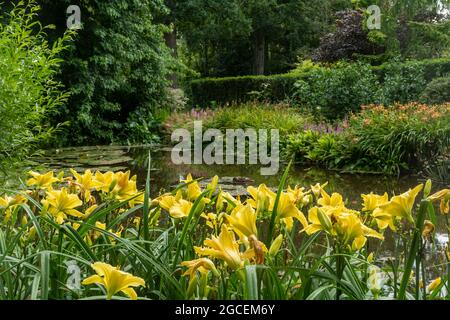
[
  {"left": 372, "top": 58, "right": 450, "bottom": 81},
  {"left": 420, "top": 76, "right": 450, "bottom": 104},
  {"left": 190, "top": 73, "right": 309, "bottom": 107},
  {"left": 189, "top": 58, "right": 450, "bottom": 107}
]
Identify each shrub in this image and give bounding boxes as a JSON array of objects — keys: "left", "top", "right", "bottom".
[
  {"left": 39, "top": 0, "right": 172, "bottom": 145},
  {"left": 292, "top": 62, "right": 380, "bottom": 119},
  {"left": 286, "top": 102, "right": 450, "bottom": 176},
  {"left": 372, "top": 58, "right": 450, "bottom": 81},
  {"left": 420, "top": 77, "right": 450, "bottom": 104},
  {"left": 346, "top": 103, "right": 450, "bottom": 174},
  {"left": 379, "top": 60, "right": 427, "bottom": 105},
  {"left": 0, "top": 2, "right": 70, "bottom": 165},
  {"left": 189, "top": 73, "right": 307, "bottom": 107},
  {"left": 189, "top": 58, "right": 450, "bottom": 110},
  {"left": 312, "top": 9, "right": 385, "bottom": 62}
]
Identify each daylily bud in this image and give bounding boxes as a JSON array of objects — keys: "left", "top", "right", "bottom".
[
  {"left": 256, "top": 191, "right": 269, "bottom": 214},
  {"left": 424, "top": 179, "right": 432, "bottom": 198},
  {"left": 109, "top": 178, "right": 118, "bottom": 192},
  {"left": 21, "top": 215, "right": 28, "bottom": 227},
  {"left": 367, "top": 266, "right": 385, "bottom": 298},
  {"left": 367, "top": 252, "right": 374, "bottom": 263},
  {"left": 57, "top": 171, "right": 65, "bottom": 181},
  {"left": 427, "top": 277, "right": 442, "bottom": 293},
  {"left": 269, "top": 234, "right": 284, "bottom": 257},
  {"left": 216, "top": 192, "right": 224, "bottom": 213},
  {"left": 28, "top": 226, "right": 37, "bottom": 241},
  {"left": 302, "top": 195, "right": 311, "bottom": 206},
  {"left": 317, "top": 208, "right": 332, "bottom": 232},
  {"left": 207, "top": 176, "right": 219, "bottom": 197}
]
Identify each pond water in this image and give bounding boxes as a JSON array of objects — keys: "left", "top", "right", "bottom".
[{"left": 34, "top": 145, "right": 449, "bottom": 278}]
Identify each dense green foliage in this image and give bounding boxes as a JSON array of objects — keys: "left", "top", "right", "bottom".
[
  {"left": 190, "top": 73, "right": 306, "bottom": 107},
  {"left": 190, "top": 58, "right": 450, "bottom": 109},
  {"left": 174, "top": 0, "right": 449, "bottom": 77},
  {"left": 170, "top": 0, "right": 345, "bottom": 77},
  {"left": 165, "top": 102, "right": 312, "bottom": 139},
  {"left": 286, "top": 102, "right": 450, "bottom": 176},
  {"left": 420, "top": 77, "right": 450, "bottom": 104},
  {"left": 37, "top": 0, "right": 172, "bottom": 145},
  {"left": 0, "top": 2, "right": 70, "bottom": 165},
  {"left": 293, "top": 62, "right": 379, "bottom": 118},
  {"left": 312, "top": 9, "right": 385, "bottom": 62}
]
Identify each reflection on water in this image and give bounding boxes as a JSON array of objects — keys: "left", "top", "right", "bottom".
[{"left": 36, "top": 145, "right": 449, "bottom": 278}]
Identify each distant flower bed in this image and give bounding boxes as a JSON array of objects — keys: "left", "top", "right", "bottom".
[
  {"left": 0, "top": 168, "right": 448, "bottom": 300},
  {"left": 286, "top": 102, "right": 450, "bottom": 177}
]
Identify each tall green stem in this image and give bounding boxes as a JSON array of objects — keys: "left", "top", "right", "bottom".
[{"left": 398, "top": 200, "right": 428, "bottom": 300}]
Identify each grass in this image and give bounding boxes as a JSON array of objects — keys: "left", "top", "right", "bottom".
[{"left": 164, "top": 102, "right": 312, "bottom": 138}]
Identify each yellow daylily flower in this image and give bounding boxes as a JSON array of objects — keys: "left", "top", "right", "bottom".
[
  {"left": 0, "top": 194, "right": 27, "bottom": 207},
  {"left": 26, "top": 171, "right": 59, "bottom": 190},
  {"left": 195, "top": 225, "right": 251, "bottom": 270},
  {"left": 303, "top": 207, "right": 333, "bottom": 235},
  {"left": 42, "top": 188, "right": 84, "bottom": 224},
  {"left": 0, "top": 194, "right": 27, "bottom": 222},
  {"left": 361, "top": 192, "right": 389, "bottom": 212},
  {"left": 334, "top": 212, "right": 384, "bottom": 251},
  {"left": 276, "top": 192, "right": 309, "bottom": 230},
  {"left": 206, "top": 175, "right": 219, "bottom": 196},
  {"left": 317, "top": 189, "right": 345, "bottom": 208},
  {"left": 112, "top": 171, "right": 140, "bottom": 201},
  {"left": 182, "top": 174, "right": 202, "bottom": 201},
  {"left": 310, "top": 182, "right": 328, "bottom": 198},
  {"left": 247, "top": 184, "right": 275, "bottom": 214},
  {"left": 371, "top": 207, "right": 397, "bottom": 231},
  {"left": 226, "top": 204, "right": 258, "bottom": 240},
  {"left": 70, "top": 169, "right": 101, "bottom": 200},
  {"left": 287, "top": 185, "right": 306, "bottom": 205},
  {"left": 82, "top": 262, "right": 145, "bottom": 300},
  {"left": 218, "top": 191, "right": 241, "bottom": 210},
  {"left": 84, "top": 205, "right": 98, "bottom": 219},
  {"left": 157, "top": 191, "right": 182, "bottom": 211},
  {"left": 427, "top": 189, "right": 449, "bottom": 201},
  {"left": 169, "top": 199, "right": 193, "bottom": 219},
  {"left": 94, "top": 171, "right": 115, "bottom": 193},
  {"left": 304, "top": 206, "right": 383, "bottom": 251},
  {"left": 378, "top": 184, "right": 423, "bottom": 223}
]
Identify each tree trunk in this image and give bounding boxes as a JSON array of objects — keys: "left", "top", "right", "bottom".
[
  {"left": 254, "top": 31, "right": 265, "bottom": 75},
  {"left": 164, "top": 27, "right": 178, "bottom": 87}
]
